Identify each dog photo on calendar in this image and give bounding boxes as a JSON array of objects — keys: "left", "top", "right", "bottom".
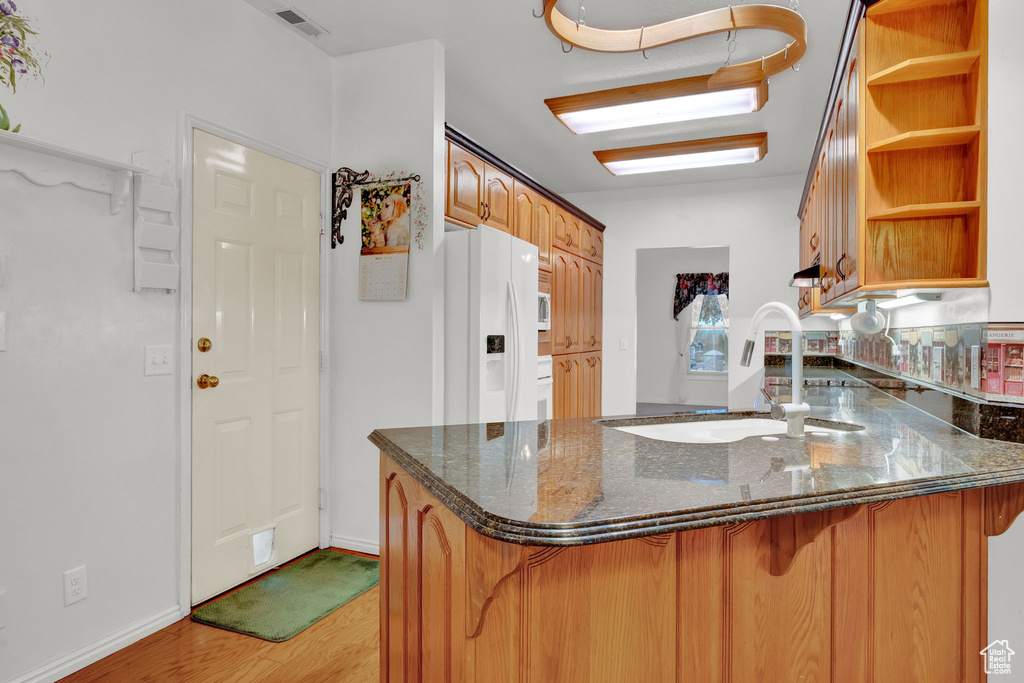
[
  {"left": 361, "top": 183, "right": 412, "bottom": 254},
  {"left": 358, "top": 182, "right": 411, "bottom": 301}
]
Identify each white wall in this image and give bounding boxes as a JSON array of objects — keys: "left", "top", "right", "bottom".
[
  {"left": 0, "top": 2, "right": 332, "bottom": 682},
  {"left": 566, "top": 174, "right": 834, "bottom": 416},
  {"left": 987, "top": 0, "right": 1024, "bottom": 660},
  {"left": 328, "top": 40, "right": 446, "bottom": 555},
  {"left": 986, "top": 1, "right": 1024, "bottom": 325},
  {"left": 635, "top": 246, "right": 729, "bottom": 407}
]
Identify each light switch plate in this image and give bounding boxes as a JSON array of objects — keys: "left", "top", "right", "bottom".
[
  {"left": 144, "top": 345, "right": 174, "bottom": 376},
  {"left": 619, "top": 337, "right": 628, "bottom": 350}
]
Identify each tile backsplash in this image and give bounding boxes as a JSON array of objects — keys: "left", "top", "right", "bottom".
[
  {"left": 839, "top": 324, "right": 1024, "bottom": 405},
  {"left": 763, "top": 325, "right": 1024, "bottom": 405}
]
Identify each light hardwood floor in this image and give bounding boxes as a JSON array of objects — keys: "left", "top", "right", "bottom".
[{"left": 61, "top": 552, "right": 380, "bottom": 682}]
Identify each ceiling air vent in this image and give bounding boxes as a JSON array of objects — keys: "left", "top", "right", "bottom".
[{"left": 273, "top": 7, "right": 328, "bottom": 38}]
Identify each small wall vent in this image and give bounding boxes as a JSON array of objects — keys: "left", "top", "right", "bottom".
[{"left": 272, "top": 7, "right": 328, "bottom": 38}]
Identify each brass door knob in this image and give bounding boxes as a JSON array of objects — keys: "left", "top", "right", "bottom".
[
  {"left": 197, "top": 374, "right": 220, "bottom": 389},
  {"left": 197, "top": 337, "right": 212, "bottom": 353}
]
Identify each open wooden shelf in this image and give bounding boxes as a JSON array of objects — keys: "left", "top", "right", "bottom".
[
  {"left": 868, "top": 0, "right": 963, "bottom": 17},
  {"left": 867, "top": 125, "right": 980, "bottom": 153},
  {"left": 867, "top": 51, "right": 981, "bottom": 86},
  {"left": 867, "top": 201, "right": 981, "bottom": 220}
]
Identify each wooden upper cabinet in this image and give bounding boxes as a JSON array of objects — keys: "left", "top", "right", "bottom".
[
  {"left": 534, "top": 197, "right": 553, "bottom": 272},
  {"left": 513, "top": 181, "right": 535, "bottom": 244},
  {"left": 553, "top": 207, "right": 581, "bottom": 256},
  {"left": 581, "top": 223, "right": 603, "bottom": 264},
  {"left": 483, "top": 165, "right": 513, "bottom": 233},
  {"left": 552, "top": 250, "right": 581, "bottom": 354},
  {"left": 797, "top": 3, "right": 988, "bottom": 310},
  {"left": 581, "top": 261, "right": 602, "bottom": 351},
  {"left": 447, "top": 143, "right": 484, "bottom": 227},
  {"left": 843, "top": 53, "right": 860, "bottom": 295},
  {"left": 567, "top": 214, "right": 582, "bottom": 257}
]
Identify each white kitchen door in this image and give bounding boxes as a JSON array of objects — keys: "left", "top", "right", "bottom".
[{"left": 191, "top": 129, "right": 321, "bottom": 604}]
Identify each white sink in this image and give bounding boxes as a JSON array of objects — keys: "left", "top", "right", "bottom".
[{"left": 614, "top": 419, "right": 845, "bottom": 444}]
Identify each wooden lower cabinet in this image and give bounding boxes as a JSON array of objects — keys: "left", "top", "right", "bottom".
[
  {"left": 382, "top": 454, "right": 1000, "bottom": 683},
  {"left": 553, "top": 354, "right": 581, "bottom": 420},
  {"left": 581, "top": 352, "right": 601, "bottom": 418},
  {"left": 553, "top": 352, "right": 601, "bottom": 419}
]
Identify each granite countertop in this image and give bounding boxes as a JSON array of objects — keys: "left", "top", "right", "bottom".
[{"left": 369, "top": 367, "right": 1024, "bottom": 546}]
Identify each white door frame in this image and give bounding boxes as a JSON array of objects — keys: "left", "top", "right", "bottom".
[{"left": 176, "top": 114, "right": 332, "bottom": 616}]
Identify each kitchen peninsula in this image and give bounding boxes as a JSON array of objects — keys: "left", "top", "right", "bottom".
[{"left": 372, "top": 367, "right": 1024, "bottom": 682}]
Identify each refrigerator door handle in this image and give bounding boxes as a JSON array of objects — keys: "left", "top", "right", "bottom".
[
  {"left": 507, "top": 280, "right": 522, "bottom": 422},
  {"left": 506, "top": 281, "right": 516, "bottom": 422}
]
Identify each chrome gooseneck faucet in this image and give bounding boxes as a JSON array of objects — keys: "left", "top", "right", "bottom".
[{"left": 739, "top": 302, "right": 811, "bottom": 438}]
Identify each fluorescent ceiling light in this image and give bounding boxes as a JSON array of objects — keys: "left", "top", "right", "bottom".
[
  {"left": 876, "top": 293, "right": 942, "bottom": 310},
  {"left": 546, "top": 76, "right": 768, "bottom": 135},
  {"left": 830, "top": 313, "right": 849, "bottom": 321},
  {"left": 594, "top": 133, "right": 768, "bottom": 176}
]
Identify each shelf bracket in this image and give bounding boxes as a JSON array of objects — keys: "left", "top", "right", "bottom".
[
  {"left": 984, "top": 482, "right": 1024, "bottom": 537},
  {"left": 110, "top": 169, "right": 132, "bottom": 215},
  {"left": 768, "top": 505, "right": 863, "bottom": 577}
]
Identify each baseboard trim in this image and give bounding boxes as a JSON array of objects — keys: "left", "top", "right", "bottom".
[
  {"left": 331, "top": 533, "right": 380, "bottom": 557},
  {"left": 8, "top": 605, "right": 182, "bottom": 683}
]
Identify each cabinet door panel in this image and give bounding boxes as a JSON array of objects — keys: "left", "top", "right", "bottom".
[
  {"left": 447, "top": 143, "right": 483, "bottom": 226},
  {"left": 553, "top": 354, "right": 582, "bottom": 419},
  {"left": 844, "top": 54, "right": 860, "bottom": 294},
  {"left": 582, "top": 352, "right": 602, "bottom": 418},
  {"left": 513, "top": 181, "right": 535, "bottom": 245},
  {"left": 581, "top": 223, "right": 603, "bottom": 264},
  {"left": 553, "top": 209, "right": 569, "bottom": 253},
  {"left": 552, "top": 250, "right": 581, "bottom": 354},
  {"left": 535, "top": 198, "right": 553, "bottom": 272},
  {"left": 553, "top": 208, "right": 582, "bottom": 256},
  {"left": 581, "top": 262, "right": 602, "bottom": 351},
  {"left": 483, "top": 165, "right": 513, "bottom": 233},
  {"left": 567, "top": 214, "right": 582, "bottom": 257}
]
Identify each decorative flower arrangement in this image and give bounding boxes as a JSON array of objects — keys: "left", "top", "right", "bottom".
[{"left": 0, "top": 0, "right": 44, "bottom": 133}]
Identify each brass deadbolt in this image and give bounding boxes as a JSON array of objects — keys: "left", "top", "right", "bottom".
[
  {"left": 197, "top": 337, "right": 212, "bottom": 353},
  {"left": 197, "top": 374, "right": 220, "bottom": 389}
]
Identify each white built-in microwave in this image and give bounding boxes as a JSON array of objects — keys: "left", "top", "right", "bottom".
[{"left": 538, "top": 292, "right": 551, "bottom": 331}]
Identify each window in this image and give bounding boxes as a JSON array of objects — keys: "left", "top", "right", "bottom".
[{"left": 689, "top": 295, "right": 728, "bottom": 373}]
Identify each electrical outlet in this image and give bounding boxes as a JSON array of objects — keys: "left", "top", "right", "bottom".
[{"left": 64, "top": 566, "right": 88, "bottom": 606}]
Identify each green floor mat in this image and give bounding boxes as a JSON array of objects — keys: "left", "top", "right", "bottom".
[{"left": 191, "top": 550, "right": 379, "bottom": 642}]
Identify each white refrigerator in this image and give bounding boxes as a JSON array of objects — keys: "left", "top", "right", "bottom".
[{"left": 445, "top": 226, "right": 539, "bottom": 425}]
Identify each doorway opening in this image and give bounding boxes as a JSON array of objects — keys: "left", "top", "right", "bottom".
[{"left": 635, "top": 246, "right": 730, "bottom": 416}]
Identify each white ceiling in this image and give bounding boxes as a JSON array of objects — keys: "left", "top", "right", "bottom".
[{"left": 241, "top": 0, "right": 851, "bottom": 195}]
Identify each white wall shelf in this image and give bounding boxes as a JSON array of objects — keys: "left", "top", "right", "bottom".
[
  {"left": 133, "top": 174, "right": 181, "bottom": 293},
  {"left": 0, "top": 129, "right": 148, "bottom": 214}
]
